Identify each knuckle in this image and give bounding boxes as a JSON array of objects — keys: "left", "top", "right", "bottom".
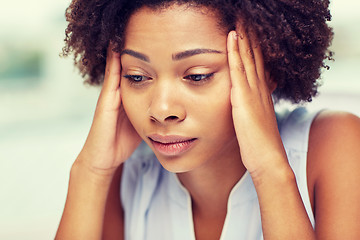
[
  {"left": 229, "top": 64, "right": 246, "bottom": 77},
  {"left": 235, "top": 64, "right": 246, "bottom": 73},
  {"left": 246, "top": 48, "right": 254, "bottom": 59}
]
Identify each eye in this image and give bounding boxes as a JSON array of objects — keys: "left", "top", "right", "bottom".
[
  {"left": 123, "top": 75, "right": 152, "bottom": 84},
  {"left": 184, "top": 73, "right": 214, "bottom": 82}
]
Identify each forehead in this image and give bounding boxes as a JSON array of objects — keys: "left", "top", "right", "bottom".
[{"left": 123, "top": 4, "right": 227, "bottom": 54}]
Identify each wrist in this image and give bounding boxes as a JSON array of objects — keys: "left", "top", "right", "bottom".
[
  {"left": 57, "top": 157, "right": 121, "bottom": 240},
  {"left": 73, "top": 152, "right": 121, "bottom": 177},
  {"left": 250, "top": 160, "right": 295, "bottom": 188},
  {"left": 71, "top": 159, "right": 119, "bottom": 186}
]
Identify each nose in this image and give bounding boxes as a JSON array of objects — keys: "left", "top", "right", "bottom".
[{"left": 148, "top": 81, "right": 186, "bottom": 124}]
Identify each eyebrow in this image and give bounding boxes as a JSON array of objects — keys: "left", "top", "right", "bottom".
[
  {"left": 121, "top": 48, "right": 223, "bottom": 62},
  {"left": 172, "top": 48, "right": 223, "bottom": 61},
  {"left": 121, "top": 49, "right": 150, "bottom": 62}
]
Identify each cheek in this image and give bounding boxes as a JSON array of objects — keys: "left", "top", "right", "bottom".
[
  {"left": 121, "top": 86, "right": 146, "bottom": 133},
  {"left": 194, "top": 83, "right": 233, "bottom": 133},
  {"left": 208, "top": 78, "right": 232, "bottom": 121},
  {"left": 210, "top": 97, "right": 233, "bottom": 130},
  {"left": 210, "top": 87, "right": 234, "bottom": 134}
]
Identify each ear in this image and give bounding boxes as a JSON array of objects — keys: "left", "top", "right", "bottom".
[{"left": 265, "top": 70, "right": 277, "bottom": 93}]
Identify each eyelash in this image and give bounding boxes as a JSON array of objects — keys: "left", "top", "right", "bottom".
[
  {"left": 123, "top": 75, "right": 152, "bottom": 83},
  {"left": 184, "top": 73, "right": 214, "bottom": 84},
  {"left": 123, "top": 73, "right": 214, "bottom": 86}
]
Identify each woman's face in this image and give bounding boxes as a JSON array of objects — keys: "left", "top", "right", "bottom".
[{"left": 121, "top": 4, "right": 240, "bottom": 173}]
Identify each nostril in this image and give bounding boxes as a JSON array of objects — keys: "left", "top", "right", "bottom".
[
  {"left": 165, "top": 115, "right": 179, "bottom": 121},
  {"left": 150, "top": 116, "right": 157, "bottom": 122}
]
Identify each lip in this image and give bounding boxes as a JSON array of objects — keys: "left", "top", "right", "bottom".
[{"left": 148, "top": 134, "right": 197, "bottom": 157}]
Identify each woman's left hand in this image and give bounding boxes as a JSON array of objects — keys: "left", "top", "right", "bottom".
[{"left": 227, "top": 27, "right": 288, "bottom": 178}]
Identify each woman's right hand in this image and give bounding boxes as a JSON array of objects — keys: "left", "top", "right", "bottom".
[{"left": 75, "top": 44, "right": 142, "bottom": 175}]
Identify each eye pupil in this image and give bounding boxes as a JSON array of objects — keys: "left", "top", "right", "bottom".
[
  {"left": 192, "top": 75, "right": 204, "bottom": 81},
  {"left": 183, "top": 73, "right": 214, "bottom": 84},
  {"left": 134, "top": 76, "right": 143, "bottom": 81}
]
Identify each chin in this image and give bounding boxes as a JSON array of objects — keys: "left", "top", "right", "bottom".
[{"left": 155, "top": 154, "right": 197, "bottom": 173}]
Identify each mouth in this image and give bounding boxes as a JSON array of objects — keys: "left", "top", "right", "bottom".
[{"left": 148, "top": 134, "right": 197, "bottom": 157}]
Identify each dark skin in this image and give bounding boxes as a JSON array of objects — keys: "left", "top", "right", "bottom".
[
  {"left": 56, "top": 5, "right": 360, "bottom": 240},
  {"left": 63, "top": 0, "right": 333, "bottom": 104},
  {"left": 307, "top": 111, "right": 360, "bottom": 240}
]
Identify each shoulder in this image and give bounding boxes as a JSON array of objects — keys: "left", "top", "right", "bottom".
[
  {"left": 307, "top": 110, "right": 360, "bottom": 188},
  {"left": 307, "top": 110, "right": 360, "bottom": 238},
  {"left": 308, "top": 110, "right": 360, "bottom": 172},
  {"left": 310, "top": 110, "right": 360, "bottom": 140},
  {"left": 307, "top": 110, "right": 360, "bottom": 190}
]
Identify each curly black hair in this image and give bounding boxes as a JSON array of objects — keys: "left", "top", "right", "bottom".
[{"left": 62, "top": 0, "right": 333, "bottom": 103}]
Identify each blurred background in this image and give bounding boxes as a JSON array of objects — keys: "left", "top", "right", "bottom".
[{"left": 0, "top": 0, "right": 359, "bottom": 239}]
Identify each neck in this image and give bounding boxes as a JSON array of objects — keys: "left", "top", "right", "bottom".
[{"left": 177, "top": 138, "right": 246, "bottom": 216}]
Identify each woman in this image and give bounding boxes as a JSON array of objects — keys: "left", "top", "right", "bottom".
[{"left": 56, "top": 0, "right": 360, "bottom": 239}]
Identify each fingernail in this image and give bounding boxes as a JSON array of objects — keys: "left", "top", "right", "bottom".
[{"left": 233, "top": 31, "right": 238, "bottom": 40}]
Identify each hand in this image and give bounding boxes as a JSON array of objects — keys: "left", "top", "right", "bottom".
[
  {"left": 227, "top": 27, "right": 288, "bottom": 177},
  {"left": 76, "top": 44, "right": 142, "bottom": 175}
]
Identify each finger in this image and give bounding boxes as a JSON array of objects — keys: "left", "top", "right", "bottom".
[
  {"left": 253, "top": 50, "right": 274, "bottom": 94},
  {"left": 250, "top": 35, "right": 266, "bottom": 84},
  {"left": 103, "top": 42, "right": 121, "bottom": 93},
  {"left": 227, "top": 30, "right": 249, "bottom": 91},
  {"left": 95, "top": 43, "right": 122, "bottom": 113},
  {"left": 236, "top": 24, "right": 259, "bottom": 88}
]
